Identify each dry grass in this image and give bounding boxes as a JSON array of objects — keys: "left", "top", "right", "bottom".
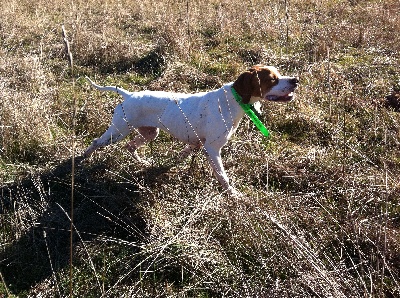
[{"left": 1, "top": 0, "right": 400, "bottom": 297}]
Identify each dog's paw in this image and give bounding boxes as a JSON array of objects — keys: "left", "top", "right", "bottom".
[
  {"left": 177, "top": 145, "right": 200, "bottom": 162},
  {"left": 226, "top": 187, "right": 255, "bottom": 209},
  {"left": 139, "top": 158, "right": 152, "bottom": 167},
  {"left": 131, "top": 152, "right": 151, "bottom": 166},
  {"left": 227, "top": 186, "right": 242, "bottom": 197}
]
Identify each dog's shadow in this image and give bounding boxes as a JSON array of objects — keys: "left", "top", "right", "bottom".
[{"left": 0, "top": 156, "right": 172, "bottom": 294}]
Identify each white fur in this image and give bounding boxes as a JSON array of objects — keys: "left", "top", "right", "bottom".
[{"left": 84, "top": 67, "right": 298, "bottom": 193}]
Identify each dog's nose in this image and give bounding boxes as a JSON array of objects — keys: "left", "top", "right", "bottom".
[{"left": 291, "top": 77, "right": 299, "bottom": 85}]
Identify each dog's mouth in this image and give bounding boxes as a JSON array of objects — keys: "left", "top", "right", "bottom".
[{"left": 265, "top": 92, "right": 294, "bottom": 102}]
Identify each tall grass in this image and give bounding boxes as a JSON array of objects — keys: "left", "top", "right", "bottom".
[{"left": 1, "top": 0, "right": 399, "bottom": 297}]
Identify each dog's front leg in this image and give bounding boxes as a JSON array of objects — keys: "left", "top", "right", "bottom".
[{"left": 203, "top": 146, "right": 238, "bottom": 195}]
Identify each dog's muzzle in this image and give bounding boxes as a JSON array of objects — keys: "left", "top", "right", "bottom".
[{"left": 265, "top": 77, "right": 299, "bottom": 102}]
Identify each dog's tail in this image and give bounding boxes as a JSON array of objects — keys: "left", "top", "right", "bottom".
[{"left": 85, "top": 77, "right": 130, "bottom": 97}]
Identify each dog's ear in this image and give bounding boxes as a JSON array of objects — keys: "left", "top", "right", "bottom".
[{"left": 232, "top": 70, "right": 254, "bottom": 104}]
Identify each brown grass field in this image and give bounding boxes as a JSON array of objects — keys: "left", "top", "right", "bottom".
[{"left": 1, "top": 0, "right": 400, "bottom": 296}]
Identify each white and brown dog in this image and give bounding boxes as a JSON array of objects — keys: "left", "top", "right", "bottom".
[{"left": 84, "top": 65, "right": 298, "bottom": 193}]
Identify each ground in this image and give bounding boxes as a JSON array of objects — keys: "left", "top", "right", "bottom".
[{"left": 0, "top": 0, "right": 399, "bottom": 296}]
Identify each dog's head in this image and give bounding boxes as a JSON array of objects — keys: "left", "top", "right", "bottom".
[{"left": 233, "top": 65, "right": 299, "bottom": 104}]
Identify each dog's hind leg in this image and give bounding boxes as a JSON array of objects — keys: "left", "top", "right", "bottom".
[
  {"left": 83, "top": 104, "right": 132, "bottom": 157},
  {"left": 125, "top": 126, "right": 159, "bottom": 163}
]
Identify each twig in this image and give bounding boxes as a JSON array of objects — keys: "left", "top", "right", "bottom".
[
  {"left": 327, "top": 47, "right": 331, "bottom": 119},
  {"left": 0, "top": 271, "right": 10, "bottom": 297},
  {"left": 44, "top": 231, "right": 62, "bottom": 296},
  {"left": 62, "top": 24, "right": 76, "bottom": 298},
  {"left": 186, "top": 0, "right": 191, "bottom": 57},
  {"left": 342, "top": 95, "right": 347, "bottom": 179},
  {"left": 62, "top": 25, "right": 73, "bottom": 70},
  {"left": 284, "top": 0, "right": 289, "bottom": 53}
]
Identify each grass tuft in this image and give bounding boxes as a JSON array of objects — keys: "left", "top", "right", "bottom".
[{"left": 1, "top": 0, "right": 400, "bottom": 297}]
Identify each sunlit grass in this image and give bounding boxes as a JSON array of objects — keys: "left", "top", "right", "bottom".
[{"left": 1, "top": 0, "right": 399, "bottom": 296}]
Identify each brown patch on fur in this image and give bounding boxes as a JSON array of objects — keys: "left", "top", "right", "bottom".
[{"left": 232, "top": 65, "right": 279, "bottom": 103}]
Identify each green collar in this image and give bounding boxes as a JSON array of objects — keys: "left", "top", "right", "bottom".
[{"left": 231, "top": 87, "right": 270, "bottom": 137}]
